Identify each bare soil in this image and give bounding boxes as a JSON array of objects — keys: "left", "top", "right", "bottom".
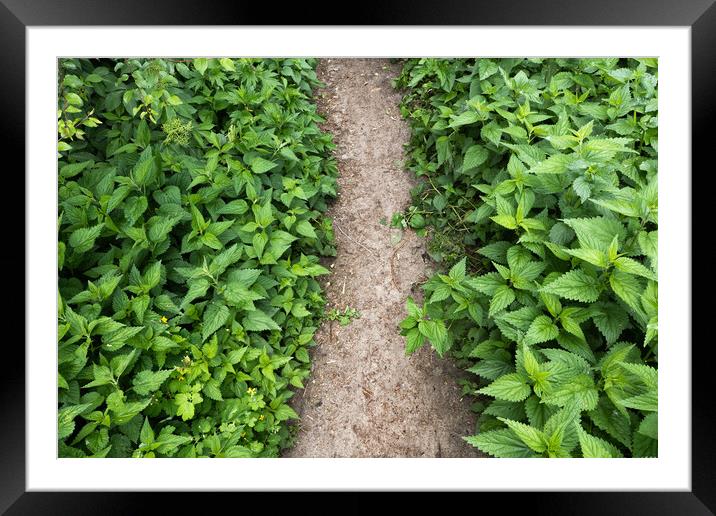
[{"left": 284, "top": 58, "right": 483, "bottom": 458}]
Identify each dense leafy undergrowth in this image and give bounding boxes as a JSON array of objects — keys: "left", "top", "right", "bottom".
[
  {"left": 57, "top": 58, "right": 338, "bottom": 457},
  {"left": 395, "top": 58, "right": 658, "bottom": 457}
]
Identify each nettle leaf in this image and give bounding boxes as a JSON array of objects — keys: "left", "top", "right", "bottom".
[
  {"left": 132, "top": 369, "right": 173, "bottom": 396},
  {"left": 465, "top": 429, "right": 538, "bottom": 458},
  {"left": 249, "top": 156, "right": 278, "bottom": 174},
  {"left": 468, "top": 359, "right": 514, "bottom": 380},
  {"left": 242, "top": 310, "right": 281, "bottom": 332},
  {"left": 462, "top": 145, "right": 490, "bottom": 172},
  {"left": 418, "top": 319, "right": 449, "bottom": 356},
  {"left": 193, "top": 57, "right": 209, "bottom": 75},
  {"left": 529, "top": 153, "right": 574, "bottom": 175},
  {"left": 58, "top": 403, "right": 94, "bottom": 440},
  {"left": 578, "top": 428, "right": 623, "bottom": 458},
  {"left": 428, "top": 283, "right": 452, "bottom": 304},
  {"left": 524, "top": 395, "right": 557, "bottom": 429},
  {"left": 524, "top": 315, "right": 559, "bottom": 345},
  {"left": 449, "top": 257, "right": 467, "bottom": 282},
  {"left": 592, "top": 303, "right": 630, "bottom": 344},
  {"left": 620, "top": 391, "right": 657, "bottom": 412},
  {"left": 563, "top": 217, "right": 626, "bottom": 252},
  {"left": 295, "top": 219, "right": 318, "bottom": 239},
  {"left": 563, "top": 247, "right": 608, "bottom": 268},
  {"left": 498, "top": 418, "right": 547, "bottom": 453},
  {"left": 182, "top": 278, "right": 210, "bottom": 308},
  {"left": 540, "top": 269, "right": 602, "bottom": 303},
  {"left": 379, "top": 58, "right": 660, "bottom": 461},
  {"left": 131, "top": 145, "right": 155, "bottom": 186},
  {"left": 638, "top": 230, "right": 658, "bottom": 271},
  {"left": 58, "top": 57, "right": 341, "bottom": 458},
  {"left": 489, "top": 285, "right": 515, "bottom": 316},
  {"left": 209, "top": 244, "right": 243, "bottom": 277},
  {"left": 202, "top": 303, "right": 230, "bottom": 342},
  {"left": 60, "top": 160, "right": 93, "bottom": 179},
  {"left": 542, "top": 374, "right": 599, "bottom": 411},
  {"left": 467, "top": 273, "right": 505, "bottom": 296},
  {"left": 478, "top": 373, "right": 531, "bottom": 402},
  {"left": 450, "top": 110, "right": 481, "bottom": 128},
  {"left": 274, "top": 404, "right": 299, "bottom": 422},
  {"left": 613, "top": 256, "right": 657, "bottom": 280},
  {"left": 405, "top": 327, "right": 425, "bottom": 354},
  {"left": 68, "top": 223, "right": 104, "bottom": 253},
  {"left": 609, "top": 270, "right": 645, "bottom": 315},
  {"left": 638, "top": 413, "right": 658, "bottom": 440}
]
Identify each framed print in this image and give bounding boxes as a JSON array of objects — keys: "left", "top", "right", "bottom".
[{"left": 5, "top": 0, "right": 709, "bottom": 514}]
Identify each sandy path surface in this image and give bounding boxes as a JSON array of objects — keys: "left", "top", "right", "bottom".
[{"left": 284, "top": 58, "right": 482, "bottom": 458}]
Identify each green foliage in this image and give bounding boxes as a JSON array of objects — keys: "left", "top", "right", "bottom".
[
  {"left": 325, "top": 306, "right": 361, "bottom": 326},
  {"left": 395, "top": 58, "right": 658, "bottom": 457},
  {"left": 57, "top": 57, "right": 338, "bottom": 458}
]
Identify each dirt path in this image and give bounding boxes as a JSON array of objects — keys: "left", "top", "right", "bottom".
[{"left": 285, "top": 59, "right": 482, "bottom": 458}]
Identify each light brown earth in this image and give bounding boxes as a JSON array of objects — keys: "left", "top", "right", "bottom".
[{"left": 284, "top": 58, "right": 483, "bottom": 458}]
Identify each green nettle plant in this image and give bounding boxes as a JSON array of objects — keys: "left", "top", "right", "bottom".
[
  {"left": 57, "top": 58, "right": 338, "bottom": 457},
  {"left": 395, "top": 58, "right": 658, "bottom": 458}
]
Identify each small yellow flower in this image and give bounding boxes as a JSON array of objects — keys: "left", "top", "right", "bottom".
[
  {"left": 258, "top": 415, "right": 265, "bottom": 422},
  {"left": 247, "top": 387, "right": 257, "bottom": 396},
  {"left": 160, "top": 316, "right": 168, "bottom": 324}
]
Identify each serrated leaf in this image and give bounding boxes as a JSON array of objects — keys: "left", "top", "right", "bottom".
[
  {"left": 418, "top": 319, "right": 448, "bottom": 356},
  {"left": 563, "top": 247, "right": 608, "bottom": 268},
  {"left": 428, "top": 283, "right": 452, "bottom": 304},
  {"left": 591, "top": 303, "right": 629, "bottom": 344},
  {"left": 478, "top": 373, "right": 531, "bottom": 402},
  {"left": 529, "top": 153, "right": 574, "bottom": 174},
  {"left": 563, "top": 217, "right": 626, "bottom": 252},
  {"left": 68, "top": 224, "right": 104, "bottom": 253},
  {"left": 614, "top": 256, "right": 657, "bottom": 280},
  {"left": 542, "top": 374, "right": 599, "bottom": 411},
  {"left": 541, "top": 269, "right": 601, "bottom": 302},
  {"left": 620, "top": 391, "right": 657, "bottom": 412},
  {"left": 637, "top": 413, "right": 658, "bottom": 440},
  {"left": 274, "top": 404, "right": 299, "bottom": 421},
  {"left": 58, "top": 403, "right": 93, "bottom": 440},
  {"left": 202, "top": 378, "right": 224, "bottom": 401},
  {"left": 524, "top": 315, "right": 559, "bottom": 345},
  {"left": 578, "top": 428, "right": 623, "bottom": 458},
  {"left": 295, "top": 219, "right": 318, "bottom": 239},
  {"left": 491, "top": 214, "right": 518, "bottom": 230},
  {"left": 609, "top": 270, "right": 645, "bottom": 314},
  {"left": 524, "top": 396, "right": 557, "bottom": 429},
  {"left": 466, "top": 273, "right": 504, "bottom": 296},
  {"left": 201, "top": 303, "right": 230, "bottom": 341},
  {"left": 132, "top": 369, "right": 172, "bottom": 395},
  {"left": 638, "top": 230, "right": 658, "bottom": 271},
  {"left": 448, "top": 257, "right": 467, "bottom": 282},
  {"left": 405, "top": 327, "right": 425, "bottom": 354},
  {"left": 250, "top": 156, "right": 278, "bottom": 174},
  {"left": 498, "top": 417, "right": 547, "bottom": 453},
  {"left": 489, "top": 285, "right": 515, "bottom": 316},
  {"left": 242, "top": 310, "right": 280, "bottom": 332},
  {"left": 464, "top": 429, "right": 538, "bottom": 458},
  {"left": 467, "top": 359, "right": 514, "bottom": 380},
  {"left": 462, "top": 145, "right": 489, "bottom": 172},
  {"left": 449, "top": 110, "right": 481, "bottom": 128}
]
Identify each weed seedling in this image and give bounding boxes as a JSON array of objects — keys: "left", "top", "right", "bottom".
[{"left": 325, "top": 306, "right": 361, "bottom": 326}]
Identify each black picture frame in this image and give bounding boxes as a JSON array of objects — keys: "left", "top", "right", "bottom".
[{"left": 4, "top": 1, "right": 707, "bottom": 514}]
